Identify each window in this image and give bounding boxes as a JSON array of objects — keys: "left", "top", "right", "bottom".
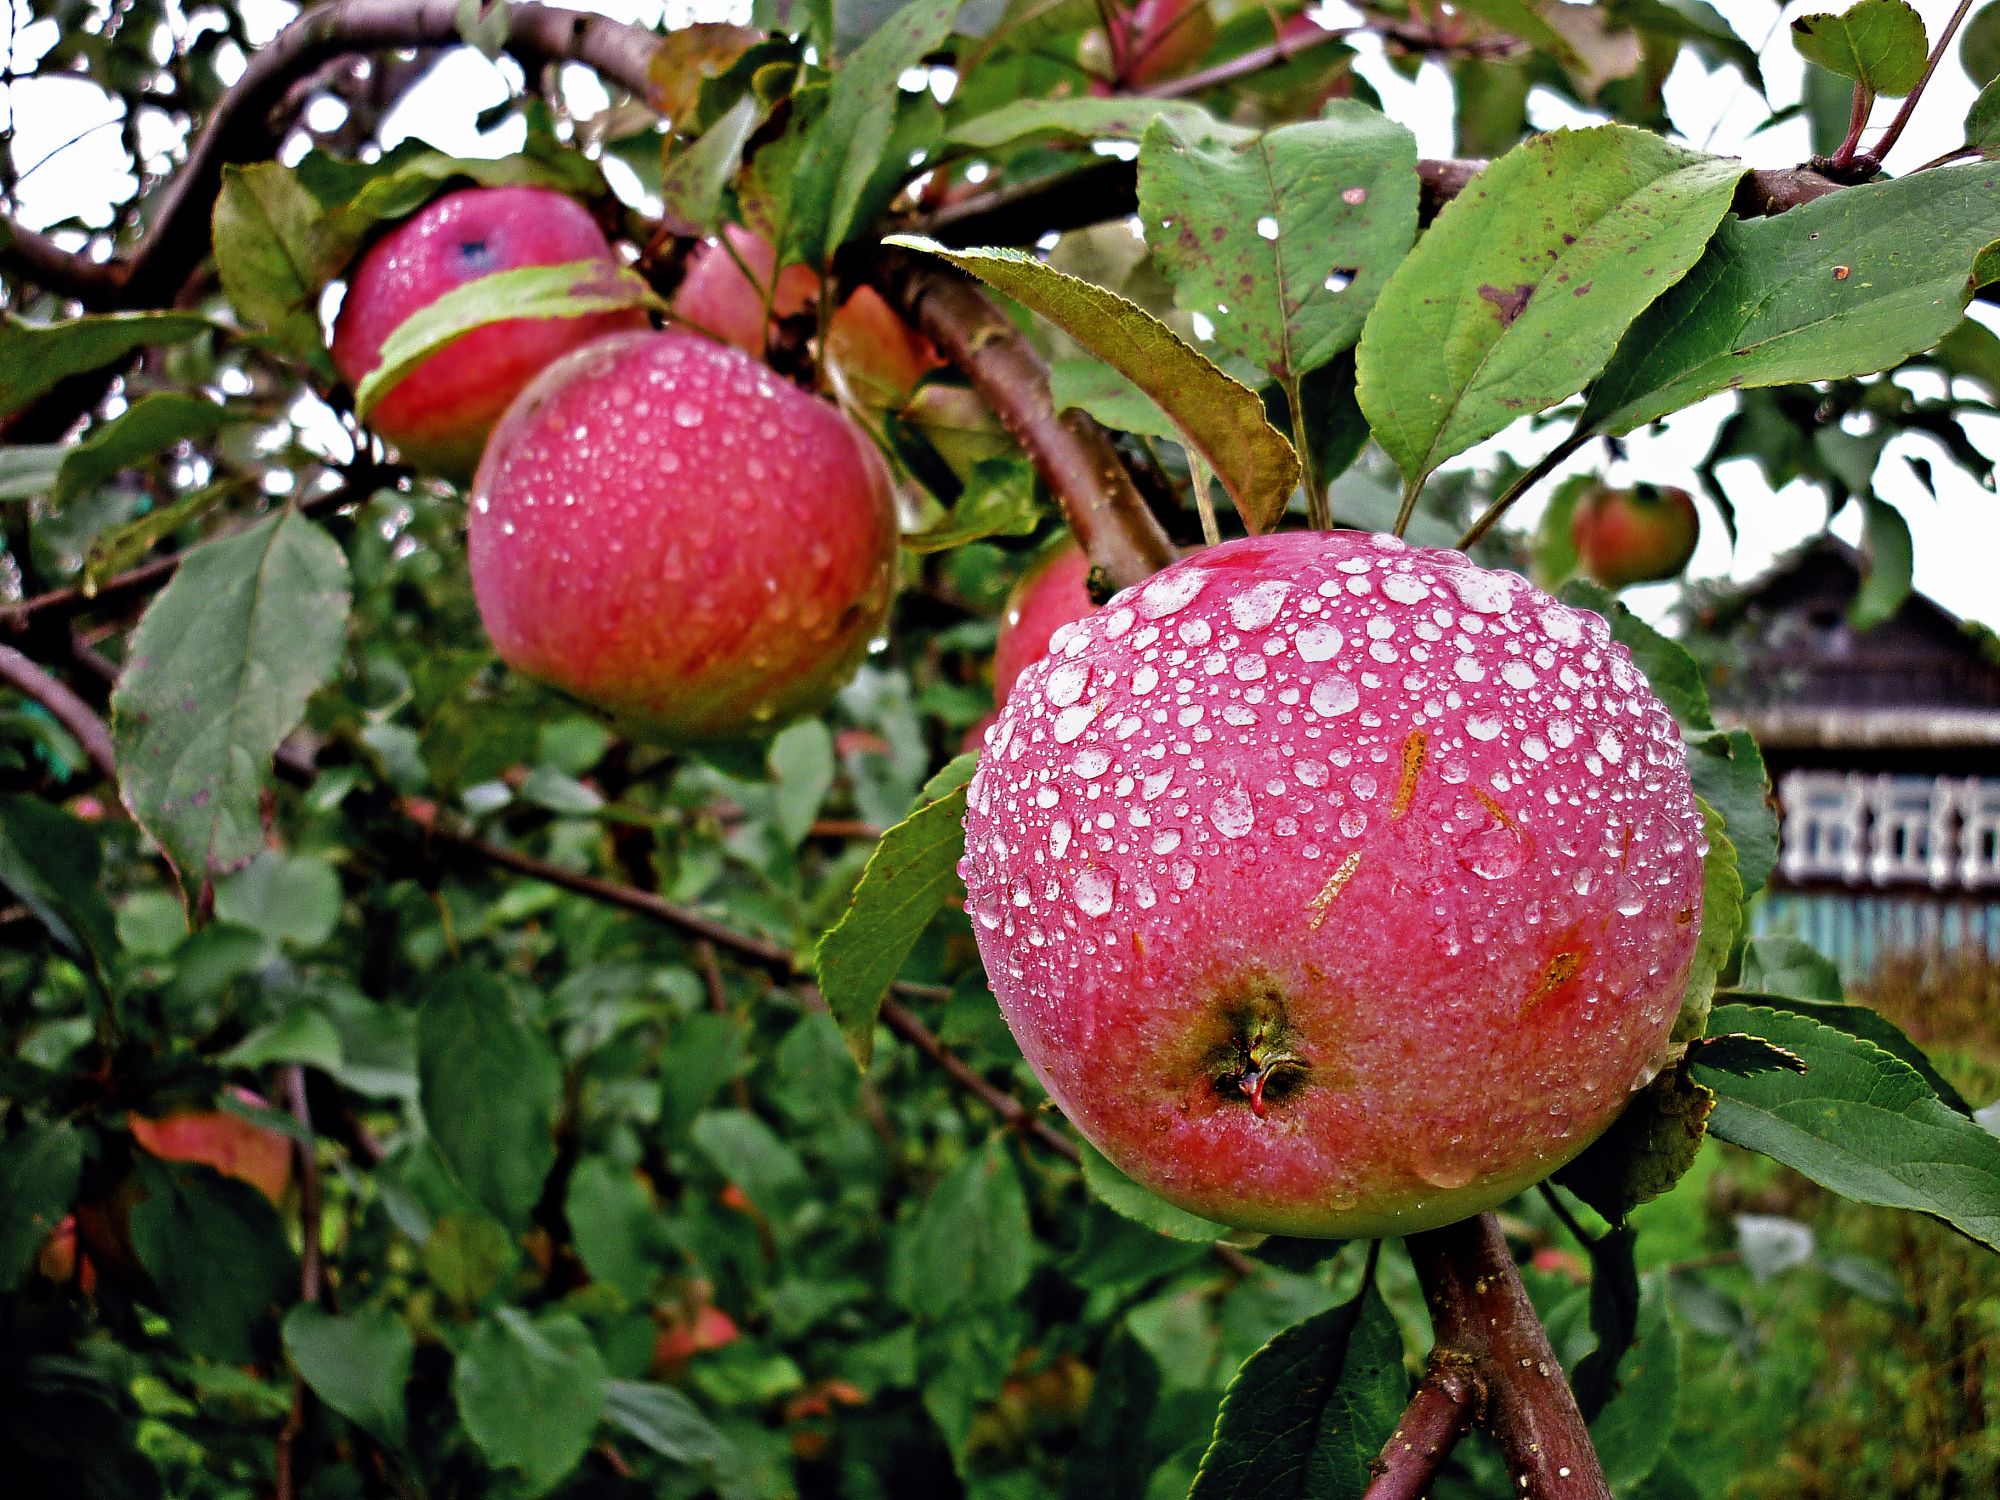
[
  {"left": 1866, "top": 776, "right": 1949, "bottom": 887},
  {"left": 1779, "top": 771, "right": 1868, "bottom": 884},
  {"left": 1952, "top": 779, "right": 2000, "bottom": 889}
]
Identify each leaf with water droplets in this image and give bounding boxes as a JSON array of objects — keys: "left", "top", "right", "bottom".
[
  {"left": 1137, "top": 103, "right": 1418, "bottom": 381},
  {"left": 1698, "top": 1001, "right": 2000, "bottom": 1250},
  {"left": 885, "top": 235, "right": 1301, "bottom": 532},
  {"left": 815, "top": 754, "right": 978, "bottom": 1066},
  {"left": 1355, "top": 125, "right": 1742, "bottom": 492},
  {"left": 111, "top": 510, "right": 350, "bottom": 893}
]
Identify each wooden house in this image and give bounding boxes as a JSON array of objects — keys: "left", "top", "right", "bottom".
[{"left": 1699, "top": 537, "right": 2000, "bottom": 976}]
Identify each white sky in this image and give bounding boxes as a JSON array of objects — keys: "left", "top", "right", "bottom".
[{"left": 4, "top": 0, "right": 1995, "bottom": 628}]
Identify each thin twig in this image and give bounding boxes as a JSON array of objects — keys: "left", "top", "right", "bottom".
[
  {"left": 0, "top": 642, "right": 118, "bottom": 782},
  {"left": 276, "top": 1063, "right": 323, "bottom": 1500},
  {"left": 1870, "top": 0, "right": 1979, "bottom": 165},
  {"left": 1457, "top": 431, "right": 1589, "bottom": 551},
  {"left": 1539, "top": 1181, "right": 1599, "bottom": 1249},
  {"left": 1361, "top": 1358, "right": 1478, "bottom": 1500}
]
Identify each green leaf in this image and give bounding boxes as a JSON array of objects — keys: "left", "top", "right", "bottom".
[
  {"left": 901, "top": 457, "right": 1043, "bottom": 552},
  {"left": 1047, "top": 359, "right": 1177, "bottom": 439},
  {"left": 1966, "top": 0, "right": 2000, "bottom": 84},
  {"left": 452, "top": 1309, "right": 607, "bottom": 1495},
  {"left": 51, "top": 393, "right": 236, "bottom": 507},
  {"left": 1555, "top": 1061, "right": 1715, "bottom": 1223},
  {"left": 1137, "top": 103, "right": 1419, "bottom": 380},
  {"left": 660, "top": 93, "right": 763, "bottom": 236},
  {"left": 423, "top": 1210, "right": 518, "bottom": 1307},
  {"left": 1079, "top": 1142, "right": 1230, "bottom": 1242},
  {"left": 354, "top": 261, "right": 661, "bottom": 420},
  {"left": 282, "top": 1305, "right": 413, "bottom": 1447},
  {"left": 1790, "top": 0, "right": 1928, "bottom": 96},
  {"left": 769, "top": 720, "right": 835, "bottom": 849},
  {"left": 815, "top": 753, "right": 977, "bottom": 1065},
  {"left": 418, "top": 971, "right": 560, "bottom": 1228},
  {"left": 1685, "top": 728, "right": 1777, "bottom": 900},
  {"left": 0, "top": 1123, "right": 84, "bottom": 1291},
  {"left": 688, "top": 1110, "right": 811, "bottom": 1232},
  {"left": 565, "top": 1157, "right": 656, "bottom": 1305},
  {"left": 1585, "top": 1273, "right": 1680, "bottom": 1488},
  {"left": 0, "top": 795, "right": 117, "bottom": 990},
  {"left": 0, "top": 310, "right": 214, "bottom": 421},
  {"left": 129, "top": 1161, "right": 298, "bottom": 1364},
  {"left": 0, "top": 443, "right": 62, "bottom": 501},
  {"left": 1676, "top": 801, "right": 1740, "bottom": 1042},
  {"left": 890, "top": 1135, "right": 1032, "bottom": 1322},
  {"left": 1968, "top": 76, "right": 2000, "bottom": 154},
  {"left": 1739, "top": 935, "right": 1843, "bottom": 1001},
  {"left": 1581, "top": 163, "right": 2000, "bottom": 435},
  {"left": 111, "top": 510, "right": 350, "bottom": 888},
  {"left": 214, "top": 850, "right": 342, "bottom": 948},
  {"left": 948, "top": 96, "right": 1227, "bottom": 151},
  {"left": 886, "top": 236, "right": 1301, "bottom": 531},
  {"left": 601, "top": 1379, "right": 738, "bottom": 1469},
  {"left": 1722, "top": 991, "right": 1973, "bottom": 1115},
  {"left": 212, "top": 162, "right": 344, "bottom": 379},
  {"left": 786, "top": 0, "right": 963, "bottom": 265},
  {"left": 1189, "top": 1281, "right": 1406, "bottom": 1500},
  {"left": 1355, "top": 125, "right": 1741, "bottom": 491},
  {"left": 82, "top": 478, "right": 245, "bottom": 591},
  {"left": 222, "top": 1007, "right": 346, "bottom": 1072},
  {"left": 456, "top": 0, "right": 512, "bottom": 58},
  {"left": 1851, "top": 493, "right": 1914, "bottom": 628},
  {"left": 1696, "top": 1002, "right": 2000, "bottom": 1250}
]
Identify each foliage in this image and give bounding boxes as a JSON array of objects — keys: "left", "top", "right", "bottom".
[{"left": 1, "top": 0, "right": 1998, "bottom": 1497}]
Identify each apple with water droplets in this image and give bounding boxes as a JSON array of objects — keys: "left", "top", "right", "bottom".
[
  {"left": 994, "top": 542, "right": 1097, "bottom": 707},
  {"left": 1570, "top": 483, "right": 1699, "bottom": 590},
  {"left": 961, "top": 530, "right": 1705, "bottom": 1237},
  {"left": 332, "top": 184, "right": 646, "bottom": 479},
  {"left": 469, "top": 329, "right": 898, "bottom": 742}
]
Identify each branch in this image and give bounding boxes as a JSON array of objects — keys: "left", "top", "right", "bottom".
[
  {"left": 1870, "top": 0, "right": 1979, "bottom": 166},
  {"left": 1396, "top": 1212, "right": 1610, "bottom": 1498},
  {"left": 869, "top": 247, "right": 1178, "bottom": 592},
  {"left": 1362, "top": 1358, "right": 1478, "bottom": 1500},
  {"left": 0, "top": 641, "right": 118, "bottom": 782}
]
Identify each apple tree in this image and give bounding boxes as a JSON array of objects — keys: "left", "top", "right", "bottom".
[{"left": 1, "top": 1, "right": 1998, "bottom": 1497}]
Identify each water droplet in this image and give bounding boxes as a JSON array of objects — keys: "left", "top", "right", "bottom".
[
  {"left": 1074, "top": 868, "right": 1115, "bottom": 916},
  {"left": 1073, "top": 747, "right": 1111, "bottom": 779},
  {"left": 1210, "top": 786, "right": 1255, "bottom": 838},
  {"left": 1049, "top": 819, "right": 1072, "bottom": 858},
  {"left": 1382, "top": 572, "right": 1429, "bottom": 605},
  {"left": 1046, "top": 662, "right": 1089, "bottom": 707},
  {"left": 1229, "top": 579, "right": 1290, "bottom": 632},
  {"left": 1451, "top": 570, "right": 1512, "bottom": 614},
  {"left": 1296, "top": 622, "right": 1343, "bottom": 662},
  {"left": 1053, "top": 705, "right": 1098, "bottom": 743},
  {"left": 1466, "top": 714, "right": 1503, "bottom": 742},
  {"left": 1310, "top": 676, "right": 1360, "bottom": 717},
  {"left": 1138, "top": 568, "right": 1207, "bottom": 619}
]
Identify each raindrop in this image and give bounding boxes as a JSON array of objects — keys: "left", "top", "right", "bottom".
[
  {"left": 1310, "top": 676, "right": 1360, "bottom": 717},
  {"left": 1074, "top": 868, "right": 1115, "bottom": 916},
  {"left": 1210, "top": 786, "right": 1255, "bottom": 839},
  {"left": 1296, "top": 622, "right": 1343, "bottom": 662},
  {"left": 1229, "top": 579, "right": 1290, "bottom": 631}
]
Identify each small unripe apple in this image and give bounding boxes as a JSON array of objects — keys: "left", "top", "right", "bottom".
[
  {"left": 673, "top": 225, "right": 941, "bottom": 405},
  {"left": 469, "top": 329, "right": 898, "bottom": 742},
  {"left": 1570, "top": 483, "right": 1699, "bottom": 590},
  {"left": 994, "top": 543, "right": 1096, "bottom": 707},
  {"left": 961, "top": 531, "right": 1704, "bottom": 1238},
  {"left": 332, "top": 185, "right": 646, "bottom": 478},
  {"left": 129, "top": 1086, "right": 292, "bottom": 1204}
]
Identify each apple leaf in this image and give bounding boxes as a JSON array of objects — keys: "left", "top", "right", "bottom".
[
  {"left": 51, "top": 392, "right": 237, "bottom": 508},
  {"left": 1189, "top": 1281, "right": 1406, "bottom": 1500},
  {"left": 815, "top": 753, "right": 977, "bottom": 1065},
  {"left": 1720, "top": 991, "right": 1974, "bottom": 1115},
  {"left": 1580, "top": 162, "right": 2000, "bottom": 435},
  {"left": 1696, "top": 1002, "right": 2000, "bottom": 1250},
  {"left": 888, "top": 1135, "right": 1032, "bottom": 1321},
  {"left": 900, "top": 457, "right": 1043, "bottom": 552},
  {"left": 1355, "top": 125, "right": 1741, "bottom": 494},
  {"left": 601, "top": 1380, "right": 739, "bottom": 1472},
  {"left": 422, "top": 1211, "right": 518, "bottom": 1309},
  {"left": 1686, "top": 728, "right": 1777, "bottom": 900},
  {"left": 0, "top": 797, "right": 117, "bottom": 994},
  {"left": 83, "top": 478, "right": 245, "bottom": 594},
  {"left": 1676, "top": 800, "right": 1740, "bottom": 1043},
  {"left": 1555, "top": 1063, "right": 1716, "bottom": 1224},
  {"left": 0, "top": 310, "right": 216, "bottom": 421},
  {"left": 947, "top": 96, "right": 1229, "bottom": 151},
  {"left": 688, "top": 1110, "right": 812, "bottom": 1237},
  {"left": 1684, "top": 1032, "right": 1810, "bottom": 1078},
  {"left": 768, "top": 720, "right": 835, "bottom": 850},
  {"left": 1790, "top": 0, "right": 1928, "bottom": 97},
  {"left": 1851, "top": 493, "right": 1914, "bottom": 629},
  {"left": 1738, "top": 936, "right": 1844, "bottom": 1001},
  {"left": 785, "top": 0, "right": 963, "bottom": 267},
  {"left": 0, "top": 1122, "right": 83, "bottom": 1291},
  {"left": 352, "top": 261, "right": 662, "bottom": 421},
  {"left": 886, "top": 235, "right": 1301, "bottom": 531},
  {"left": 282, "top": 1304, "right": 414, "bottom": 1448},
  {"left": 111, "top": 509, "right": 350, "bottom": 890},
  {"left": 1078, "top": 1142, "right": 1231, "bottom": 1242},
  {"left": 1136, "top": 102, "right": 1419, "bottom": 381},
  {"left": 417, "top": 971, "right": 560, "bottom": 1229},
  {"left": 129, "top": 1159, "right": 298, "bottom": 1364},
  {"left": 660, "top": 93, "right": 762, "bottom": 237},
  {"left": 212, "top": 162, "right": 345, "bottom": 380},
  {"left": 1047, "top": 358, "right": 1177, "bottom": 440},
  {"left": 564, "top": 1156, "right": 656, "bottom": 1306},
  {"left": 1967, "top": 76, "right": 2000, "bottom": 154},
  {"left": 451, "top": 1309, "right": 607, "bottom": 1496}
]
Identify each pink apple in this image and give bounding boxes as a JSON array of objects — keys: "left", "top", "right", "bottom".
[
  {"left": 1571, "top": 483, "right": 1700, "bottom": 590},
  {"left": 673, "top": 224, "right": 941, "bottom": 405},
  {"left": 993, "top": 543, "right": 1096, "bottom": 707},
  {"left": 469, "top": 330, "right": 898, "bottom": 742},
  {"left": 961, "top": 530, "right": 1704, "bottom": 1237},
  {"left": 129, "top": 1086, "right": 291, "bottom": 1205},
  {"left": 332, "top": 185, "right": 647, "bottom": 478}
]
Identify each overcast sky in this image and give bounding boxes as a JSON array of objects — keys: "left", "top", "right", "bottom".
[{"left": 4, "top": 0, "right": 1995, "bottom": 629}]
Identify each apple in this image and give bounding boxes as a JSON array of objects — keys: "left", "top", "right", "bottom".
[
  {"left": 1570, "top": 483, "right": 1699, "bottom": 590},
  {"left": 960, "top": 530, "right": 1705, "bottom": 1238},
  {"left": 673, "top": 224, "right": 941, "bottom": 406},
  {"left": 36, "top": 1214, "right": 98, "bottom": 1294},
  {"left": 129, "top": 1086, "right": 292, "bottom": 1204},
  {"left": 993, "top": 543, "right": 1096, "bottom": 708},
  {"left": 469, "top": 329, "right": 898, "bottom": 743},
  {"left": 1112, "top": 0, "right": 1217, "bottom": 85},
  {"left": 651, "top": 1301, "right": 740, "bottom": 1378},
  {"left": 332, "top": 184, "right": 647, "bottom": 479}
]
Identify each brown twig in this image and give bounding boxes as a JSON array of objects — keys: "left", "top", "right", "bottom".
[
  {"left": 0, "top": 641, "right": 118, "bottom": 782},
  {"left": 1869, "top": 0, "right": 1979, "bottom": 166},
  {"left": 1362, "top": 1358, "right": 1479, "bottom": 1500},
  {"left": 276, "top": 1062, "right": 324, "bottom": 1500}
]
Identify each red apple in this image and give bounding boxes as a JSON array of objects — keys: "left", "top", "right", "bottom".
[
  {"left": 673, "top": 225, "right": 941, "bottom": 406},
  {"left": 1570, "top": 483, "right": 1699, "bottom": 590},
  {"left": 651, "top": 1302, "right": 740, "bottom": 1378},
  {"left": 469, "top": 329, "right": 898, "bottom": 742},
  {"left": 36, "top": 1214, "right": 98, "bottom": 1294},
  {"left": 1112, "top": 0, "right": 1217, "bottom": 85},
  {"left": 332, "top": 185, "right": 647, "bottom": 479},
  {"left": 129, "top": 1086, "right": 292, "bottom": 1204},
  {"left": 961, "top": 530, "right": 1704, "bottom": 1237},
  {"left": 993, "top": 543, "right": 1096, "bottom": 708}
]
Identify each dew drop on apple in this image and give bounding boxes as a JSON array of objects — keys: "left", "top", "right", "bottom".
[
  {"left": 1228, "top": 579, "right": 1290, "bottom": 631},
  {"left": 1296, "top": 622, "right": 1343, "bottom": 662},
  {"left": 1138, "top": 568, "right": 1207, "bottom": 619},
  {"left": 1046, "top": 661, "right": 1089, "bottom": 706},
  {"left": 1073, "top": 747, "right": 1111, "bottom": 779},
  {"left": 1310, "top": 676, "right": 1359, "bottom": 717}
]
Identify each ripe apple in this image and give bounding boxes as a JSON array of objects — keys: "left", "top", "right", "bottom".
[
  {"left": 651, "top": 1301, "right": 740, "bottom": 1378},
  {"left": 673, "top": 224, "right": 941, "bottom": 406},
  {"left": 1113, "top": 0, "right": 1217, "bottom": 85},
  {"left": 332, "top": 184, "right": 647, "bottom": 479},
  {"left": 469, "top": 329, "right": 898, "bottom": 742},
  {"left": 1570, "top": 483, "right": 1699, "bottom": 590},
  {"left": 961, "top": 530, "right": 1705, "bottom": 1238},
  {"left": 993, "top": 543, "right": 1096, "bottom": 708},
  {"left": 129, "top": 1086, "right": 292, "bottom": 1204}
]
